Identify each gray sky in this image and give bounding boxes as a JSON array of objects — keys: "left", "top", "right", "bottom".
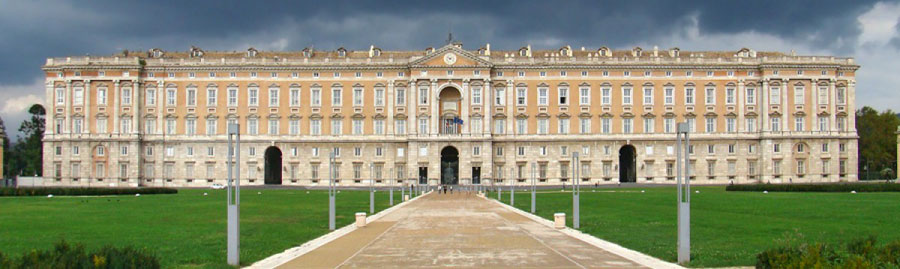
[{"left": 2, "top": 0, "right": 899, "bottom": 139}]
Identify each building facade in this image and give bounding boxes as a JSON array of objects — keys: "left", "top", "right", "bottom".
[{"left": 42, "top": 43, "right": 859, "bottom": 187}]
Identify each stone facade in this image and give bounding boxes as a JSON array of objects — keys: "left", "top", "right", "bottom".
[{"left": 41, "top": 43, "right": 860, "bottom": 187}]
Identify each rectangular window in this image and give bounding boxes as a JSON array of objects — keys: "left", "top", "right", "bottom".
[
  {"left": 73, "top": 87, "right": 84, "bottom": 106},
  {"left": 396, "top": 88, "right": 406, "bottom": 105},
  {"left": 186, "top": 88, "right": 196, "bottom": 106},
  {"left": 664, "top": 118, "right": 674, "bottom": 133},
  {"left": 818, "top": 117, "right": 828, "bottom": 131},
  {"left": 495, "top": 88, "right": 505, "bottom": 105},
  {"left": 794, "top": 86, "right": 805, "bottom": 105},
  {"left": 97, "top": 88, "right": 107, "bottom": 105},
  {"left": 310, "top": 119, "right": 321, "bottom": 135},
  {"left": 706, "top": 117, "right": 716, "bottom": 133},
  {"left": 166, "top": 88, "right": 176, "bottom": 106},
  {"left": 516, "top": 118, "right": 527, "bottom": 134},
  {"left": 705, "top": 87, "right": 716, "bottom": 104},
  {"left": 771, "top": 117, "right": 781, "bottom": 132},
  {"left": 331, "top": 119, "right": 342, "bottom": 135},
  {"left": 352, "top": 119, "right": 363, "bottom": 135},
  {"left": 289, "top": 119, "right": 299, "bottom": 135},
  {"left": 726, "top": 118, "right": 736, "bottom": 133},
  {"left": 97, "top": 118, "right": 107, "bottom": 133},
  {"left": 623, "top": 118, "right": 633, "bottom": 133},
  {"left": 602, "top": 118, "right": 611, "bottom": 134},
  {"left": 186, "top": 119, "right": 196, "bottom": 135},
  {"left": 268, "top": 119, "right": 279, "bottom": 135},
  {"left": 580, "top": 118, "right": 591, "bottom": 134},
  {"left": 746, "top": 88, "right": 756, "bottom": 104},
  {"left": 726, "top": 88, "right": 735, "bottom": 104},
  {"left": 207, "top": 89, "right": 217, "bottom": 106},
  {"left": 332, "top": 88, "right": 342, "bottom": 106},
  {"left": 353, "top": 87, "right": 363, "bottom": 106},
  {"left": 643, "top": 118, "right": 654, "bottom": 133},
  {"left": 144, "top": 118, "right": 155, "bottom": 134},
  {"left": 419, "top": 118, "right": 429, "bottom": 134},
  {"left": 419, "top": 87, "right": 429, "bottom": 104},
  {"left": 685, "top": 88, "right": 695, "bottom": 104},
  {"left": 269, "top": 88, "right": 279, "bottom": 107},
  {"left": 643, "top": 87, "right": 653, "bottom": 105},
  {"left": 558, "top": 87, "right": 568, "bottom": 105},
  {"left": 516, "top": 87, "right": 527, "bottom": 105},
  {"left": 395, "top": 120, "right": 406, "bottom": 135},
  {"left": 601, "top": 88, "right": 611, "bottom": 105},
  {"left": 558, "top": 118, "right": 569, "bottom": 134},
  {"left": 538, "top": 87, "right": 548, "bottom": 105},
  {"left": 622, "top": 87, "right": 632, "bottom": 105},
  {"left": 472, "top": 87, "right": 482, "bottom": 105},
  {"left": 664, "top": 87, "right": 674, "bottom": 105},
  {"left": 818, "top": 86, "right": 828, "bottom": 105},
  {"left": 290, "top": 88, "right": 300, "bottom": 107},
  {"left": 374, "top": 119, "right": 385, "bottom": 135},
  {"left": 837, "top": 87, "right": 846, "bottom": 104},
  {"left": 746, "top": 118, "right": 756, "bottom": 132},
  {"left": 538, "top": 118, "right": 549, "bottom": 134},
  {"left": 311, "top": 88, "right": 321, "bottom": 106},
  {"left": 375, "top": 88, "right": 385, "bottom": 106},
  {"left": 166, "top": 118, "right": 176, "bottom": 134},
  {"left": 206, "top": 119, "right": 217, "bottom": 135},
  {"left": 795, "top": 117, "right": 804, "bottom": 131},
  {"left": 579, "top": 87, "right": 590, "bottom": 105},
  {"left": 56, "top": 87, "right": 65, "bottom": 104},
  {"left": 770, "top": 87, "right": 781, "bottom": 104}
]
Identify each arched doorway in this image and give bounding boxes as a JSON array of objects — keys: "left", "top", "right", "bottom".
[
  {"left": 619, "top": 145, "right": 636, "bottom": 183},
  {"left": 264, "top": 146, "right": 282, "bottom": 185},
  {"left": 438, "top": 87, "right": 462, "bottom": 134},
  {"left": 440, "top": 146, "right": 459, "bottom": 185}
]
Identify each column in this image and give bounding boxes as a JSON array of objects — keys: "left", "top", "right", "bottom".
[
  {"left": 737, "top": 80, "right": 745, "bottom": 131},
  {"left": 829, "top": 79, "right": 836, "bottom": 131},
  {"left": 113, "top": 80, "right": 120, "bottom": 133},
  {"left": 45, "top": 81, "right": 55, "bottom": 135},
  {"left": 506, "top": 80, "right": 515, "bottom": 134},
  {"left": 409, "top": 79, "right": 417, "bottom": 135},
  {"left": 484, "top": 79, "right": 492, "bottom": 137},
  {"left": 781, "top": 78, "right": 788, "bottom": 132},
  {"left": 65, "top": 81, "right": 72, "bottom": 134},
  {"left": 760, "top": 80, "right": 769, "bottom": 132},
  {"left": 130, "top": 80, "right": 139, "bottom": 135},
  {"left": 461, "top": 79, "right": 470, "bottom": 134},
  {"left": 84, "top": 80, "right": 91, "bottom": 134},
  {"left": 848, "top": 79, "right": 857, "bottom": 132},
  {"left": 430, "top": 79, "right": 438, "bottom": 135},
  {"left": 387, "top": 80, "right": 394, "bottom": 135}
]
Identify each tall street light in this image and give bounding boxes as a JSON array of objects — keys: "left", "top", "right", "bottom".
[
  {"left": 328, "top": 151, "right": 336, "bottom": 231},
  {"left": 572, "top": 151, "right": 580, "bottom": 229},
  {"left": 531, "top": 161, "right": 536, "bottom": 213},
  {"left": 226, "top": 123, "right": 241, "bottom": 266},
  {"left": 676, "top": 122, "right": 692, "bottom": 264}
]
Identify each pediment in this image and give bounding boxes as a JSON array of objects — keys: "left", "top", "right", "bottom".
[{"left": 409, "top": 44, "right": 493, "bottom": 67}]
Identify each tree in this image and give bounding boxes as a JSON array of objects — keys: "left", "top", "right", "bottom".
[
  {"left": 856, "top": 106, "right": 900, "bottom": 180},
  {"left": 0, "top": 116, "right": 7, "bottom": 179},
  {"left": 8, "top": 104, "right": 45, "bottom": 177}
]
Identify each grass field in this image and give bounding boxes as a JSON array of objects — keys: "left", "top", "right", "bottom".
[
  {"left": 487, "top": 186, "right": 900, "bottom": 267},
  {"left": 0, "top": 188, "right": 405, "bottom": 268}
]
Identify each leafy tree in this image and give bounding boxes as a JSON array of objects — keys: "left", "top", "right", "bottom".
[
  {"left": 856, "top": 106, "right": 900, "bottom": 180},
  {"left": 0, "top": 116, "right": 7, "bottom": 178},
  {"left": 8, "top": 104, "right": 45, "bottom": 177}
]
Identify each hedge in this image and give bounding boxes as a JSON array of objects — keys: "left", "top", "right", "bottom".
[
  {"left": 757, "top": 236, "right": 900, "bottom": 268},
  {"left": 725, "top": 183, "right": 900, "bottom": 192},
  {"left": 0, "top": 240, "right": 159, "bottom": 268},
  {"left": 0, "top": 187, "right": 177, "bottom": 196}
]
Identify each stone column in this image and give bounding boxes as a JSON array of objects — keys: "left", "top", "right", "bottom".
[
  {"left": 65, "top": 81, "right": 72, "bottom": 134},
  {"left": 782, "top": 78, "right": 788, "bottom": 132},
  {"left": 130, "top": 80, "right": 139, "bottom": 135},
  {"left": 737, "top": 80, "right": 745, "bottom": 131},
  {"left": 113, "top": 80, "right": 120, "bottom": 133},
  {"left": 387, "top": 80, "right": 394, "bottom": 135},
  {"left": 430, "top": 79, "right": 438, "bottom": 135},
  {"left": 484, "top": 80, "right": 492, "bottom": 137},
  {"left": 461, "top": 79, "right": 470, "bottom": 134},
  {"left": 84, "top": 80, "right": 91, "bottom": 134},
  {"left": 848, "top": 79, "right": 857, "bottom": 132},
  {"left": 506, "top": 80, "right": 515, "bottom": 134},
  {"left": 829, "top": 79, "right": 836, "bottom": 131},
  {"left": 45, "top": 81, "right": 55, "bottom": 135},
  {"left": 761, "top": 80, "right": 769, "bottom": 132},
  {"left": 410, "top": 79, "right": 417, "bottom": 135}
]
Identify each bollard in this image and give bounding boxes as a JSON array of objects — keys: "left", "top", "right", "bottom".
[
  {"left": 554, "top": 213, "right": 566, "bottom": 229},
  {"left": 403, "top": 194, "right": 409, "bottom": 201},
  {"left": 355, "top": 212, "right": 367, "bottom": 228}
]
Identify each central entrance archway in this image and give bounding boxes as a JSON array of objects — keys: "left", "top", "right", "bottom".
[
  {"left": 619, "top": 145, "right": 637, "bottom": 183},
  {"left": 264, "top": 146, "right": 282, "bottom": 185},
  {"left": 440, "top": 146, "right": 459, "bottom": 185}
]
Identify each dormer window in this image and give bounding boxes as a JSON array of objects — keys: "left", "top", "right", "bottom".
[
  {"left": 737, "top": 48, "right": 751, "bottom": 58},
  {"left": 632, "top": 47, "right": 643, "bottom": 57},
  {"left": 150, "top": 49, "right": 164, "bottom": 58},
  {"left": 247, "top": 48, "right": 258, "bottom": 57},
  {"left": 670, "top": 48, "right": 680, "bottom": 57},
  {"left": 302, "top": 49, "right": 312, "bottom": 58},
  {"left": 519, "top": 47, "right": 528, "bottom": 57},
  {"left": 190, "top": 47, "right": 204, "bottom": 58},
  {"left": 372, "top": 48, "right": 381, "bottom": 57},
  {"left": 337, "top": 48, "right": 347, "bottom": 57},
  {"left": 560, "top": 48, "right": 569, "bottom": 56},
  {"left": 598, "top": 47, "right": 610, "bottom": 57}
]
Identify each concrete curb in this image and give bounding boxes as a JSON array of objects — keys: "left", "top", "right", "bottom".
[
  {"left": 247, "top": 191, "right": 433, "bottom": 268},
  {"left": 485, "top": 196, "right": 684, "bottom": 269}
]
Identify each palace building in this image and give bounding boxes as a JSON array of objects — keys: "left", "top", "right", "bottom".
[{"left": 41, "top": 42, "right": 859, "bottom": 187}]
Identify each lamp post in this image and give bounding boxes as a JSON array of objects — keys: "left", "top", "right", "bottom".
[
  {"left": 676, "top": 122, "right": 692, "bottom": 264},
  {"left": 328, "top": 151, "right": 336, "bottom": 231},
  {"left": 531, "top": 161, "right": 536, "bottom": 214},
  {"left": 389, "top": 167, "right": 394, "bottom": 206},
  {"left": 226, "top": 123, "right": 241, "bottom": 266},
  {"left": 572, "top": 151, "right": 580, "bottom": 229},
  {"left": 510, "top": 167, "right": 515, "bottom": 205},
  {"left": 369, "top": 163, "right": 375, "bottom": 214}
]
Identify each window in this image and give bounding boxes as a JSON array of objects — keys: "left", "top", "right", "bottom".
[
  {"left": 144, "top": 118, "right": 155, "bottom": 134},
  {"left": 472, "top": 87, "right": 482, "bottom": 105},
  {"left": 746, "top": 88, "right": 756, "bottom": 104},
  {"left": 353, "top": 87, "right": 363, "bottom": 106},
  {"left": 664, "top": 118, "right": 675, "bottom": 133},
  {"left": 686, "top": 71, "right": 693, "bottom": 77},
  {"left": 311, "top": 88, "right": 321, "bottom": 106},
  {"left": 471, "top": 117, "right": 482, "bottom": 134},
  {"left": 708, "top": 144, "right": 716, "bottom": 154},
  {"left": 579, "top": 87, "right": 590, "bottom": 105},
  {"left": 837, "top": 117, "right": 846, "bottom": 131},
  {"left": 728, "top": 144, "right": 736, "bottom": 154},
  {"left": 539, "top": 71, "right": 546, "bottom": 77},
  {"left": 207, "top": 88, "right": 218, "bottom": 106},
  {"left": 97, "top": 88, "right": 107, "bottom": 105},
  {"left": 622, "top": 87, "right": 632, "bottom": 105},
  {"left": 795, "top": 117, "right": 804, "bottom": 131},
  {"left": 558, "top": 118, "right": 569, "bottom": 134},
  {"left": 352, "top": 119, "right": 363, "bottom": 135},
  {"left": 794, "top": 86, "right": 805, "bottom": 105},
  {"left": 726, "top": 118, "right": 736, "bottom": 133},
  {"left": 558, "top": 87, "right": 568, "bottom": 105},
  {"left": 225, "top": 87, "right": 237, "bottom": 106},
  {"left": 185, "top": 88, "right": 196, "bottom": 106},
  {"left": 538, "top": 87, "right": 548, "bottom": 105},
  {"left": 601, "top": 118, "right": 611, "bottom": 133},
  {"left": 333, "top": 72, "right": 340, "bottom": 78},
  {"left": 495, "top": 88, "right": 505, "bottom": 105},
  {"left": 419, "top": 87, "right": 429, "bottom": 105},
  {"left": 771, "top": 117, "right": 781, "bottom": 132},
  {"left": 685, "top": 88, "right": 695, "bottom": 104},
  {"left": 186, "top": 119, "right": 196, "bottom": 135},
  {"left": 822, "top": 142, "right": 830, "bottom": 153},
  {"left": 516, "top": 118, "right": 527, "bottom": 134},
  {"left": 206, "top": 119, "right": 217, "bottom": 135},
  {"left": 538, "top": 118, "right": 549, "bottom": 134},
  {"left": 705, "top": 117, "right": 716, "bottom": 133},
  {"left": 354, "top": 147, "right": 362, "bottom": 157},
  {"left": 268, "top": 88, "right": 279, "bottom": 107},
  {"left": 331, "top": 119, "right": 342, "bottom": 135},
  {"left": 97, "top": 118, "right": 107, "bottom": 133},
  {"left": 580, "top": 118, "right": 591, "bottom": 134},
  {"left": 797, "top": 159, "right": 806, "bottom": 174},
  {"left": 332, "top": 88, "right": 342, "bottom": 106},
  {"left": 166, "top": 88, "right": 176, "bottom": 106},
  {"left": 310, "top": 119, "right": 321, "bottom": 135},
  {"left": 770, "top": 87, "right": 781, "bottom": 104},
  {"left": 601, "top": 87, "right": 611, "bottom": 105},
  {"left": 394, "top": 120, "right": 406, "bottom": 135},
  {"left": 774, "top": 143, "right": 781, "bottom": 153},
  {"left": 419, "top": 118, "right": 429, "bottom": 134},
  {"left": 818, "top": 86, "right": 828, "bottom": 105},
  {"left": 643, "top": 118, "right": 654, "bottom": 133},
  {"left": 623, "top": 118, "right": 633, "bottom": 133},
  {"left": 290, "top": 88, "right": 300, "bottom": 107},
  {"left": 375, "top": 88, "right": 385, "bottom": 106},
  {"left": 746, "top": 118, "right": 757, "bottom": 132},
  {"left": 516, "top": 87, "right": 527, "bottom": 105},
  {"left": 686, "top": 118, "right": 696, "bottom": 132},
  {"left": 726, "top": 88, "right": 735, "bottom": 104},
  {"left": 624, "top": 71, "right": 631, "bottom": 77},
  {"left": 55, "top": 87, "right": 65, "bottom": 104},
  {"left": 166, "top": 118, "right": 175, "bottom": 134},
  {"left": 705, "top": 87, "right": 716, "bottom": 104},
  {"left": 268, "top": 119, "right": 279, "bottom": 135},
  {"left": 664, "top": 87, "right": 674, "bottom": 105},
  {"left": 707, "top": 161, "right": 716, "bottom": 176},
  {"left": 818, "top": 117, "right": 828, "bottom": 131},
  {"left": 396, "top": 88, "right": 406, "bottom": 105},
  {"left": 643, "top": 87, "right": 653, "bottom": 105},
  {"left": 165, "top": 145, "right": 174, "bottom": 157},
  {"left": 289, "top": 119, "right": 299, "bottom": 135},
  {"left": 374, "top": 119, "right": 385, "bottom": 135},
  {"left": 837, "top": 87, "right": 846, "bottom": 104}
]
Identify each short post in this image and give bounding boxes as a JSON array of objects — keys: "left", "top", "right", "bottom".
[
  {"left": 401, "top": 182, "right": 405, "bottom": 201},
  {"left": 355, "top": 212, "right": 367, "bottom": 228},
  {"left": 226, "top": 123, "right": 241, "bottom": 266},
  {"left": 676, "top": 122, "right": 692, "bottom": 264},
  {"left": 554, "top": 213, "right": 566, "bottom": 229},
  {"left": 531, "top": 162, "right": 536, "bottom": 214},
  {"left": 572, "top": 152, "right": 580, "bottom": 229},
  {"left": 328, "top": 151, "right": 336, "bottom": 231}
]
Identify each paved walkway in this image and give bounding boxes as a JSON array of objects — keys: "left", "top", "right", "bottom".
[{"left": 272, "top": 191, "right": 653, "bottom": 268}]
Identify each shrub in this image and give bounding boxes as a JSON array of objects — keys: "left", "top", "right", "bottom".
[
  {"left": 726, "top": 183, "right": 900, "bottom": 192},
  {"left": 0, "top": 187, "right": 177, "bottom": 196},
  {"left": 757, "top": 236, "right": 900, "bottom": 268},
  {"left": 6, "top": 240, "right": 159, "bottom": 268}
]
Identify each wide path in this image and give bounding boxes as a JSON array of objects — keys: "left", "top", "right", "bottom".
[{"left": 277, "top": 191, "right": 647, "bottom": 268}]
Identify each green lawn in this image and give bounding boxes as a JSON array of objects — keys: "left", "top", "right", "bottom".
[
  {"left": 0, "top": 188, "right": 404, "bottom": 268},
  {"left": 487, "top": 186, "right": 900, "bottom": 267}
]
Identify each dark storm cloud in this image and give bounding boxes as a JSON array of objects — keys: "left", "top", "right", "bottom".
[{"left": 0, "top": 0, "right": 895, "bottom": 138}]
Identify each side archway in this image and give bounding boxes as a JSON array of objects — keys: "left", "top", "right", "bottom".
[
  {"left": 619, "top": 145, "right": 637, "bottom": 183},
  {"left": 264, "top": 146, "right": 283, "bottom": 185},
  {"left": 440, "top": 146, "right": 459, "bottom": 185}
]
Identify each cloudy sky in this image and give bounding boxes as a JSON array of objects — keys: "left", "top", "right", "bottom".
[{"left": 1, "top": 0, "right": 899, "bottom": 139}]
